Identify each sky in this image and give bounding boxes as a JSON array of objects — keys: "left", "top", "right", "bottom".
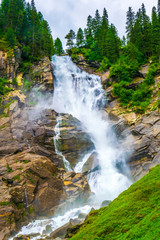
[{"left": 0, "top": 0, "right": 158, "bottom": 49}]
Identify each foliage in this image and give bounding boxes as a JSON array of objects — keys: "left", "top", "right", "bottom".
[
  {"left": 112, "top": 64, "right": 159, "bottom": 113},
  {"left": 0, "top": 78, "right": 12, "bottom": 102},
  {"left": 0, "top": 0, "right": 55, "bottom": 61},
  {"left": 70, "top": 165, "right": 160, "bottom": 240},
  {"left": 65, "top": 8, "right": 120, "bottom": 63},
  {"left": 65, "top": 29, "right": 76, "bottom": 49},
  {"left": 68, "top": 1, "right": 160, "bottom": 70},
  {"left": 6, "top": 163, "right": 13, "bottom": 173},
  {"left": 54, "top": 38, "right": 64, "bottom": 56},
  {"left": 109, "top": 61, "right": 139, "bottom": 82},
  {"left": 98, "top": 57, "right": 111, "bottom": 72}
]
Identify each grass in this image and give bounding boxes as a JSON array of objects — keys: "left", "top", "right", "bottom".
[{"left": 70, "top": 165, "right": 160, "bottom": 240}]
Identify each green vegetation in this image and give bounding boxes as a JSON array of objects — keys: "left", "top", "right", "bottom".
[
  {"left": 112, "top": 63, "right": 159, "bottom": 113},
  {"left": 0, "top": 0, "right": 55, "bottom": 60},
  {"left": 0, "top": 202, "right": 10, "bottom": 206},
  {"left": 54, "top": 38, "right": 64, "bottom": 56},
  {"left": 70, "top": 165, "right": 160, "bottom": 240},
  {"left": 13, "top": 174, "right": 21, "bottom": 181},
  {"left": 6, "top": 163, "right": 13, "bottom": 173},
  {"left": 0, "top": 78, "right": 12, "bottom": 102}
]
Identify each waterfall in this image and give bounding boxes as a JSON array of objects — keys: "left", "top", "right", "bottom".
[
  {"left": 52, "top": 56, "right": 131, "bottom": 202},
  {"left": 10, "top": 56, "right": 131, "bottom": 240}
]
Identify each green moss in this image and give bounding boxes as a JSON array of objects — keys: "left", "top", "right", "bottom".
[
  {"left": 70, "top": 165, "right": 160, "bottom": 240},
  {"left": 13, "top": 174, "right": 21, "bottom": 181},
  {"left": 6, "top": 163, "right": 13, "bottom": 173},
  {"left": 16, "top": 203, "right": 24, "bottom": 209},
  {"left": 28, "top": 206, "right": 34, "bottom": 214},
  {"left": 20, "top": 160, "right": 30, "bottom": 164},
  {"left": 0, "top": 202, "right": 10, "bottom": 206},
  {"left": 26, "top": 173, "right": 35, "bottom": 184}
]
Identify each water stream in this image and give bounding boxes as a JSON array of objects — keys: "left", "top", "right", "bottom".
[{"left": 11, "top": 56, "right": 131, "bottom": 239}]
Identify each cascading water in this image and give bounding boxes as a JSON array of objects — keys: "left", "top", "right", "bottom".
[
  {"left": 53, "top": 56, "right": 131, "bottom": 202},
  {"left": 54, "top": 114, "right": 72, "bottom": 171},
  {"left": 10, "top": 56, "right": 132, "bottom": 240}
]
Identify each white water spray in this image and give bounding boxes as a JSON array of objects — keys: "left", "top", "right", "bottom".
[{"left": 53, "top": 56, "right": 131, "bottom": 202}]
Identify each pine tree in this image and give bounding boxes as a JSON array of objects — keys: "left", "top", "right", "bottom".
[
  {"left": 141, "top": 4, "right": 152, "bottom": 57},
  {"left": 105, "top": 24, "right": 120, "bottom": 63},
  {"left": 99, "top": 8, "right": 109, "bottom": 56},
  {"left": 126, "top": 7, "right": 135, "bottom": 41},
  {"left": 54, "top": 38, "right": 64, "bottom": 56},
  {"left": 65, "top": 29, "right": 76, "bottom": 49},
  {"left": 151, "top": 6, "right": 160, "bottom": 58},
  {"left": 131, "top": 9, "right": 143, "bottom": 51},
  {"left": 5, "top": 27, "right": 16, "bottom": 47},
  {"left": 158, "top": 0, "right": 160, "bottom": 18},
  {"left": 76, "top": 28, "right": 84, "bottom": 47},
  {"left": 85, "top": 15, "right": 93, "bottom": 47}
]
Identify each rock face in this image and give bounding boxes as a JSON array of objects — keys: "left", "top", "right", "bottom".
[
  {"left": 0, "top": 48, "right": 21, "bottom": 81},
  {"left": 72, "top": 55, "right": 100, "bottom": 75},
  {"left": 107, "top": 109, "right": 160, "bottom": 181},
  {"left": 23, "top": 57, "right": 54, "bottom": 93},
  {"left": 0, "top": 92, "right": 91, "bottom": 240}
]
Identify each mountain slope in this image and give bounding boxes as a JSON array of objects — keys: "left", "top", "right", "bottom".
[{"left": 69, "top": 165, "right": 160, "bottom": 240}]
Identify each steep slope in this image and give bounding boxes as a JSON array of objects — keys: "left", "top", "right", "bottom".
[{"left": 69, "top": 165, "right": 160, "bottom": 240}]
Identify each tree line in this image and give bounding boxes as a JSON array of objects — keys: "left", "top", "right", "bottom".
[
  {"left": 65, "top": 1, "right": 160, "bottom": 65},
  {"left": 0, "top": 0, "right": 64, "bottom": 61}
]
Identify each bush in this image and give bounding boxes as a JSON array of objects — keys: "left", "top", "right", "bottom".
[
  {"left": 0, "top": 78, "right": 12, "bottom": 102},
  {"left": 110, "top": 60, "right": 139, "bottom": 82},
  {"left": 98, "top": 57, "right": 111, "bottom": 72}
]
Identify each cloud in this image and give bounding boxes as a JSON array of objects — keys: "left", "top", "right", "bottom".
[{"left": 0, "top": 0, "right": 158, "bottom": 48}]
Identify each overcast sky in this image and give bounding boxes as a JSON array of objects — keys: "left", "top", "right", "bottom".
[{"left": 0, "top": 0, "right": 158, "bottom": 49}]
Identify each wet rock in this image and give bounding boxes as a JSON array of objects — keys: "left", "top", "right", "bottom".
[
  {"left": 62, "top": 172, "right": 90, "bottom": 204},
  {"left": 112, "top": 118, "right": 128, "bottom": 138},
  {"left": 42, "top": 224, "right": 53, "bottom": 235},
  {"left": 82, "top": 152, "right": 99, "bottom": 174},
  {"left": 101, "top": 200, "right": 111, "bottom": 208},
  {"left": 57, "top": 114, "right": 94, "bottom": 168},
  {"left": 50, "top": 222, "right": 71, "bottom": 239}
]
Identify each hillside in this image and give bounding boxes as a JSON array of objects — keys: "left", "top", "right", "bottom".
[{"left": 68, "top": 165, "right": 160, "bottom": 240}]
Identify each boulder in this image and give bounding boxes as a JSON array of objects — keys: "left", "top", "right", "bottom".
[
  {"left": 82, "top": 152, "right": 99, "bottom": 174},
  {"left": 0, "top": 151, "right": 66, "bottom": 237},
  {"left": 57, "top": 114, "right": 94, "bottom": 169}
]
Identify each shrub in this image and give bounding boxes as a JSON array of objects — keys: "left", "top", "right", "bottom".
[
  {"left": 98, "top": 57, "right": 111, "bottom": 72},
  {"left": 110, "top": 60, "right": 139, "bottom": 82}
]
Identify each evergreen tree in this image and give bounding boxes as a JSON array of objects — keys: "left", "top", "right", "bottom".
[
  {"left": 99, "top": 8, "right": 109, "bottom": 56},
  {"left": 126, "top": 7, "right": 135, "bottom": 41},
  {"left": 105, "top": 24, "right": 120, "bottom": 63},
  {"left": 54, "top": 37, "right": 64, "bottom": 56},
  {"left": 141, "top": 3, "right": 152, "bottom": 57},
  {"left": 76, "top": 28, "right": 84, "bottom": 47},
  {"left": 4, "top": 27, "right": 16, "bottom": 47},
  {"left": 131, "top": 9, "right": 143, "bottom": 51},
  {"left": 0, "top": 0, "right": 55, "bottom": 60},
  {"left": 84, "top": 15, "right": 93, "bottom": 47},
  {"left": 65, "top": 29, "right": 76, "bottom": 49},
  {"left": 151, "top": 6, "right": 160, "bottom": 58},
  {"left": 158, "top": 0, "right": 160, "bottom": 18}
]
